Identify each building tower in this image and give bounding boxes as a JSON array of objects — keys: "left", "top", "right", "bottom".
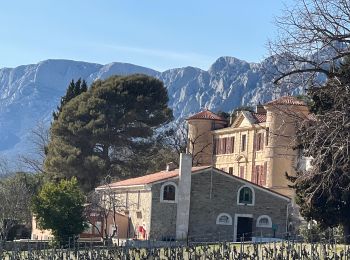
[
  {"left": 186, "top": 110, "right": 227, "bottom": 165},
  {"left": 264, "top": 96, "right": 309, "bottom": 197}
]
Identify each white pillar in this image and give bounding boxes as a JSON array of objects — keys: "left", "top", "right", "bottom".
[{"left": 176, "top": 153, "right": 192, "bottom": 240}]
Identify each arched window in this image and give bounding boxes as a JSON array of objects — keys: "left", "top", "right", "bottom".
[
  {"left": 216, "top": 213, "right": 232, "bottom": 225},
  {"left": 160, "top": 182, "right": 177, "bottom": 203},
  {"left": 237, "top": 186, "right": 255, "bottom": 205},
  {"left": 256, "top": 215, "right": 272, "bottom": 228}
]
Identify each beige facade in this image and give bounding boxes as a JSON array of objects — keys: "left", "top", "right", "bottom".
[
  {"left": 187, "top": 96, "right": 310, "bottom": 198},
  {"left": 31, "top": 210, "right": 129, "bottom": 241}
]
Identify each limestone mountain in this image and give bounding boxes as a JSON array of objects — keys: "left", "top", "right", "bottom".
[{"left": 0, "top": 57, "right": 303, "bottom": 160}]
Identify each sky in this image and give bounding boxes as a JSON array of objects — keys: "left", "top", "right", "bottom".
[{"left": 0, "top": 1, "right": 292, "bottom": 71}]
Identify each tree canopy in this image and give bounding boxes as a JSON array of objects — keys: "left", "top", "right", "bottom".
[
  {"left": 53, "top": 78, "right": 87, "bottom": 121},
  {"left": 31, "top": 178, "right": 86, "bottom": 243},
  {"left": 45, "top": 74, "right": 173, "bottom": 192},
  {"left": 290, "top": 57, "right": 350, "bottom": 240}
]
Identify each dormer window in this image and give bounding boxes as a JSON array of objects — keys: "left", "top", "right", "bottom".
[{"left": 160, "top": 182, "right": 177, "bottom": 203}]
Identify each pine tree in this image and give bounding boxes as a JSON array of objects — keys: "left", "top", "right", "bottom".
[
  {"left": 52, "top": 78, "right": 88, "bottom": 120},
  {"left": 45, "top": 75, "right": 173, "bottom": 192}
]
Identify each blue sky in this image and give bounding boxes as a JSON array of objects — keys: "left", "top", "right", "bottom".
[{"left": 0, "top": 1, "right": 292, "bottom": 71}]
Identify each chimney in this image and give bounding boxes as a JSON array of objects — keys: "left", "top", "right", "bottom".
[
  {"left": 255, "top": 103, "right": 266, "bottom": 114},
  {"left": 166, "top": 162, "right": 177, "bottom": 171},
  {"left": 176, "top": 153, "right": 192, "bottom": 240}
]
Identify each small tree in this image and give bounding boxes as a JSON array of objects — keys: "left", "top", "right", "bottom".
[
  {"left": 0, "top": 173, "right": 34, "bottom": 241},
  {"left": 31, "top": 178, "right": 86, "bottom": 244}
]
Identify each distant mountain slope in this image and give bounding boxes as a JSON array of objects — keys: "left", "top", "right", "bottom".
[{"left": 0, "top": 57, "right": 304, "bottom": 160}]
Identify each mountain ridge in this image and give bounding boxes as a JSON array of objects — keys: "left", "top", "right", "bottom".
[{"left": 0, "top": 56, "right": 303, "bottom": 162}]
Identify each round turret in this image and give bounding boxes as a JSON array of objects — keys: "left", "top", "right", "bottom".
[
  {"left": 186, "top": 109, "right": 227, "bottom": 165},
  {"left": 263, "top": 96, "right": 309, "bottom": 197}
]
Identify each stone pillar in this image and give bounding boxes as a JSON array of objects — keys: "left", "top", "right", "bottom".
[{"left": 176, "top": 153, "right": 192, "bottom": 240}]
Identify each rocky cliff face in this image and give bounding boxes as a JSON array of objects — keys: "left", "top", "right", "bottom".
[{"left": 0, "top": 57, "right": 304, "bottom": 159}]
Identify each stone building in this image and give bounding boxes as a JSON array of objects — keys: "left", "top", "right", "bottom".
[
  {"left": 31, "top": 210, "right": 129, "bottom": 241},
  {"left": 187, "top": 96, "right": 310, "bottom": 197},
  {"left": 96, "top": 154, "right": 290, "bottom": 241}
]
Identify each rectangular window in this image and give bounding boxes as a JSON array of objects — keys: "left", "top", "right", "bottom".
[
  {"left": 240, "top": 166, "right": 245, "bottom": 179},
  {"left": 230, "top": 137, "right": 235, "bottom": 153},
  {"left": 214, "top": 138, "right": 220, "bottom": 155},
  {"left": 229, "top": 167, "right": 234, "bottom": 175},
  {"left": 222, "top": 138, "right": 227, "bottom": 154},
  {"left": 241, "top": 134, "right": 246, "bottom": 152},
  {"left": 256, "top": 133, "right": 263, "bottom": 151}
]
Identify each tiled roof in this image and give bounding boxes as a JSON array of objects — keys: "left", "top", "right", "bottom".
[
  {"left": 97, "top": 166, "right": 210, "bottom": 189},
  {"left": 187, "top": 110, "right": 227, "bottom": 121},
  {"left": 265, "top": 96, "right": 306, "bottom": 106},
  {"left": 252, "top": 113, "right": 267, "bottom": 123}
]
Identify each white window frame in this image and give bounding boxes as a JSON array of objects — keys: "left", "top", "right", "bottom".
[
  {"left": 216, "top": 213, "right": 232, "bottom": 225},
  {"left": 256, "top": 215, "right": 272, "bottom": 228},
  {"left": 160, "top": 181, "right": 178, "bottom": 203},
  {"left": 237, "top": 185, "right": 255, "bottom": 206}
]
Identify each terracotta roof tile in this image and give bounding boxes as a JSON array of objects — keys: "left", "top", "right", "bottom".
[
  {"left": 97, "top": 166, "right": 210, "bottom": 189},
  {"left": 187, "top": 110, "right": 227, "bottom": 121},
  {"left": 252, "top": 113, "right": 267, "bottom": 123},
  {"left": 265, "top": 96, "right": 306, "bottom": 106}
]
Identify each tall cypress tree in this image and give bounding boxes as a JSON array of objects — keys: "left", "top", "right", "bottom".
[{"left": 53, "top": 78, "right": 88, "bottom": 120}]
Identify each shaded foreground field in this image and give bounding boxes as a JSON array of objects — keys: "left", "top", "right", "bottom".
[{"left": 1, "top": 240, "right": 350, "bottom": 259}]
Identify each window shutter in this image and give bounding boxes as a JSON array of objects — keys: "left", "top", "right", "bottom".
[
  {"left": 261, "top": 163, "right": 267, "bottom": 186},
  {"left": 252, "top": 165, "right": 256, "bottom": 183},
  {"left": 226, "top": 137, "right": 230, "bottom": 154},
  {"left": 240, "top": 166, "right": 245, "bottom": 179},
  {"left": 231, "top": 137, "right": 235, "bottom": 153}
]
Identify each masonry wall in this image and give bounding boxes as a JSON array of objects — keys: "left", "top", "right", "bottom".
[
  {"left": 113, "top": 189, "right": 152, "bottom": 239},
  {"left": 148, "top": 170, "right": 289, "bottom": 241},
  {"left": 149, "top": 181, "right": 178, "bottom": 240},
  {"left": 187, "top": 170, "right": 289, "bottom": 240}
]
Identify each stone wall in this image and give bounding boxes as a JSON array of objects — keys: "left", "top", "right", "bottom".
[
  {"left": 149, "top": 180, "right": 179, "bottom": 240},
  {"left": 148, "top": 169, "right": 289, "bottom": 241},
  {"left": 187, "top": 169, "right": 289, "bottom": 240}
]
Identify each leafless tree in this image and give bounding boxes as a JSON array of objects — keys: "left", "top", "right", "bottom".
[
  {"left": 19, "top": 121, "right": 49, "bottom": 173},
  {"left": 165, "top": 120, "right": 213, "bottom": 166},
  {"left": 0, "top": 157, "right": 10, "bottom": 177},
  {"left": 269, "top": 0, "right": 350, "bottom": 86},
  {"left": 84, "top": 176, "right": 136, "bottom": 243},
  {"left": 0, "top": 174, "right": 31, "bottom": 241}
]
